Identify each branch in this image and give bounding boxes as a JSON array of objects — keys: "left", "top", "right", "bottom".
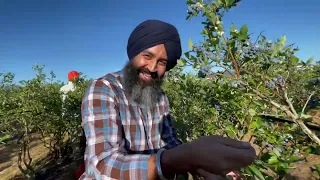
[
  {"left": 214, "top": 72, "right": 237, "bottom": 80},
  {"left": 229, "top": 50, "right": 240, "bottom": 78},
  {"left": 240, "top": 81, "right": 320, "bottom": 146},
  {"left": 216, "top": 61, "right": 234, "bottom": 77},
  {"left": 301, "top": 91, "right": 315, "bottom": 116},
  {"left": 283, "top": 87, "right": 298, "bottom": 117},
  {"left": 254, "top": 31, "right": 265, "bottom": 45},
  {"left": 284, "top": 71, "right": 290, "bottom": 84},
  {"left": 278, "top": 71, "right": 300, "bottom": 118},
  {"left": 223, "top": 36, "right": 240, "bottom": 78},
  {"left": 241, "top": 82, "right": 295, "bottom": 118},
  {"left": 295, "top": 119, "right": 320, "bottom": 145},
  {"left": 259, "top": 113, "right": 320, "bottom": 130},
  {"left": 186, "top": 61, "right": 193, "bottom": 66}
]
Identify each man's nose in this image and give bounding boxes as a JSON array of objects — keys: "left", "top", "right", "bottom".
[{"left": 147, "top": 60, "right": 158, "bottom": 72}]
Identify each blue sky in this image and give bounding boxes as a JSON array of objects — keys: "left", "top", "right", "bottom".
[{"left": 1, "top": 0, "right": 319, "bottom": 83}]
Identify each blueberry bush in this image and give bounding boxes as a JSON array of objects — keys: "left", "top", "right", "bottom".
[
  {"left": 163, "top": 0, "right": 320, "bottom": 179},
  {"left": 0, "top": 65, "right": 92, "bottom": 179}
]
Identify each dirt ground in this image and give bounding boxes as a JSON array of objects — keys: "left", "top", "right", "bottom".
[
  {"left": 0, "top": 134, "right": 50, "bottom": 180},
  {"left": 0, "top": 133, "right": 82, "bottom": 180},
  {"left": 283, "top": 154, "right": 320, "bottom": 180}
]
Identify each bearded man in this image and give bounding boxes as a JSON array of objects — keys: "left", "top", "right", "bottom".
[{"left": 79, "top": 19, "right": 256, "bottom": 180}]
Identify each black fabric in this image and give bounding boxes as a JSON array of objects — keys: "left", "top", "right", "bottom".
[{"left": 126, "top": 19, "right": 182, "bottom": 71}]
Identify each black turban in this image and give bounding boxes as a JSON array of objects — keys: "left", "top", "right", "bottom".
[{"left": 127, "top": 19, "right": 182, "bottom": 71}]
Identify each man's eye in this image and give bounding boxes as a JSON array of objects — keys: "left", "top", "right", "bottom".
[
  {"left": 143, "top": 54, "right": 152, "bottom": 59},
  {"left": 158, "top": 60, "right": 167, "bottom": 66}
]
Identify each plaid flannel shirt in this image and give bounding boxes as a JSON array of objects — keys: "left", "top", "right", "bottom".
[{"left": 80, "top": 70, "right": 183, "bottom": 180}]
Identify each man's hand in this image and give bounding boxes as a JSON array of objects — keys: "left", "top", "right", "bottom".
[
  {"left": 185, "top": 135, "right": 256, "bottom": 175},
  {"left": 192, "top": 169, "right": 245, "bottom": 180},
  {"left": 226, "top": 171, "right": 245, "bottom": 180},
  {"left": 157, "top": 135, "right": 255, "bottom": 179}
]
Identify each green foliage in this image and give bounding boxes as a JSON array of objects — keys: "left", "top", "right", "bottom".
[
  {"left": 0, "top": 65, "right": 92, "bottom": 179},
  {"left": 165, "top": 0, "right": 320, "bottom": 179}
]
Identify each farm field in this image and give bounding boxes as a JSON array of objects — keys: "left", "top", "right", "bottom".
[{"left": 1, "top": 0, "right": 320, "bottom": 179}]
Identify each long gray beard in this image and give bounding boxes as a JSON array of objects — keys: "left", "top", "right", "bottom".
[{"left": 121, "top": 61, "right": 163, "bottom": 108}]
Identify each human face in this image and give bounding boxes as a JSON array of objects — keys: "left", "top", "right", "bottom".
[{"left": 131, "top": 44, "right": 168, "bottom": 85}]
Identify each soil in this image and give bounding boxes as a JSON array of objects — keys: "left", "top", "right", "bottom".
[
  {"left": 0, "top": 134, "right": 50, "bottom": 180},
  {"left": 0, "top": 133, "right": 82, "bottom": 180},
  {"left": 283, "top": 154, "right": 320, "bottom": 180}
]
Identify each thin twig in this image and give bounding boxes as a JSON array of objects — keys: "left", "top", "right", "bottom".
[
  {"left": 280, "top": 71, "right": 298, "bottom": 117},
  {"left": 284, "top": 71, "right": 290, "bottom": 85},
  {"left": 223, "top": 36, "right": 240, "bottom": 78},
  {"left": 214, "top": 72, "right": 237, "bottom": 80},
  {"left": 215, "top": 47, "right": 234, "bottom": 76},
  {"left": 283, "top": 88, "right": 298, "bottom": 117},
  {"left": 271, "top": 88, "right": 283, "bottom": 100},
  {"left": 216, "top": 61, "right": 233, "bottom": 76},
  {"left": 301, "top": 91, "right": 315, "bottom": 116},
  {"left": 254, "top": 31, "right": 265, "bottom": 45}
]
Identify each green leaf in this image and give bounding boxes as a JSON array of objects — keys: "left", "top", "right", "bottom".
[
  {"left": 256, "top": 118, "right": 264, "bottom": 128},
  {"left": 226, "top": 0, "right": 234, "bottom": 6},
  {"left": 243, "top": 167, "right": 253, "bottom": 176},
  {"left": 188, "top": 37, "right": 194, "bottom": 51},
  {"left": 290, "top": 55, "right": 299, "bottom": 65},
  {"left": 186, "top": 0, "right": 196, "bottom": 4},
  {"left": 306, "top": 56, "right": 314, "bottom": 65},
  {"left": 238, "top": 24, "right": 248, "bottom": 41},
  {"left": 184, "top": 52, "right": 191, "bottom": 59},
  {"left": 314, "top": 164, "right": 320, "bottom": 169},
  {"left": 201, "top": 28, "right": 208, "bottom": 35},
  {"left": 249, "top": 108, "right": 256, "bottom": 116},
  {"left": 268, "top": 155, "right": 279, "bottom": 165},
  {"left": 177, "top": 59, "right": 187, "bottom": 67},
  {"left": 278, "top": 35, "right": 286, "bottom": 50},
  {"left": 260, "top": 152, "right": 272, "bottom": 162},
  {"left": 267, "top": 136, "right": 276, "bottom": 143},
  {"left": 284, "top": 155, "right": 305, "bottom": 163},
  {"left": 249, "top": 121, "right": 257, "bottom": 129},
  {"left": 209, "top": 13, "right": 217, "bottom": 25},
  {"left": 248, "top": 165, "right": 266, "bottom": 180},
  {"left": 225, "top": 126, "right": 236, "bottom": 138},
  {"left": 215, "top": 0, "right": 222, "bottom": 7},
  {"left": 230, "top": 24, "right": 236, "bottom": 32},
  {"left": 272, "top": 148, "right": 281, "bottom": 157}
]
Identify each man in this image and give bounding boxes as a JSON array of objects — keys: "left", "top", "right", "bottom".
[
  {"left": 60, "top": 70, "right": 80, "bottom": 102},
  {"left": 60, "top": 71, "right": 80, "bottom": 120},
  {"left": 80, "top": 19, "right": 256, "bottom": 180}
]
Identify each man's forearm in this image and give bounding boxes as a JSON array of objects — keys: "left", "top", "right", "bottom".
[
  {"left": 148, "top": 155, "right": 158, "bottom": 180},
  {"left": 148, "top": 143, "right": 193, "bottom": 180}
]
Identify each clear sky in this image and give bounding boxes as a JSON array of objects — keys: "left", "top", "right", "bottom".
[{"left": 1, "top": 0, "right": 319, "bottom": 83}]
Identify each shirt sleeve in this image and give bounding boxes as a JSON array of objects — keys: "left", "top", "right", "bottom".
[
  {"left": 161, "top": 94, "right": 184, "bottom": 149},
  {"left": 81, "top": 79, "right": 150, "bottom": 180}
]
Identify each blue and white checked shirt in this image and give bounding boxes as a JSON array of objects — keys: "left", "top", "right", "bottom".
[{"left": 80, "top": 70, "right": 183, "bottom": 180}]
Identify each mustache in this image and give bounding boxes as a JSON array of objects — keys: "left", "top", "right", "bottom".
[{"left": 138, "top": 67, "right": 159, "bottom": 79}]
